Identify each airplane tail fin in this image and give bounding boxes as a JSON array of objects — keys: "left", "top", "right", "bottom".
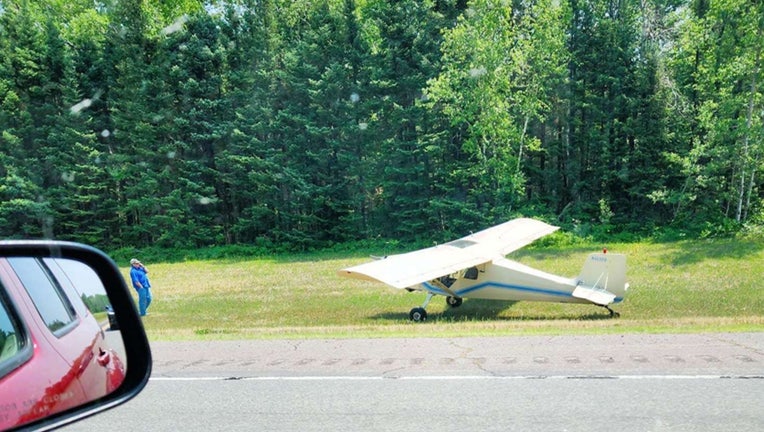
[{"left": 573, "top": 252, "right": 629, "bottom": 305}]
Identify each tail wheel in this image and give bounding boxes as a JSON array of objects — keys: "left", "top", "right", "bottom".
[
  {"left": 409, "top": 307, "right": 427, "bottom": 322},
  {"left": 446, "top": 296, "right": 463, "bottom": 308}
]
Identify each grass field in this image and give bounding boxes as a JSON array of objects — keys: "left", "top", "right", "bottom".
[{"left": 122, "top": 238, "right": 764, "bottom": 341}]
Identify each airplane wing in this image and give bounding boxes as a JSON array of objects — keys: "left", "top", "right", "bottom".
[{"left": 338, "top": 218, "right": 559, "bottom": 289}]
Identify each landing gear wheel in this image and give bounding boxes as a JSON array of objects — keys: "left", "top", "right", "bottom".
[
  {"left": 409, "top": 307, "right": 427, "bottom": 322},
  {"left": 446, "top": 296, "right": 463, "bottom": 308}
]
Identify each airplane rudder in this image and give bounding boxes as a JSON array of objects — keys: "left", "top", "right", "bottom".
[{"left": 578, "top": 252, "right": 627, "bottom": 290}]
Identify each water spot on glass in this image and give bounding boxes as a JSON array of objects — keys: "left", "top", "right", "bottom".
[
  {"left": 70, "top": 99, "right": 92, "bottom": 114},
  {"left": 162, "top": 15, "right": 188, "bottom": 36},
  {"left": 469, "top": 67, "right": 487, "bottom": 78}
]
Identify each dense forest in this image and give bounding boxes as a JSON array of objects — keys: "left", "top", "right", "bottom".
[{"left": 0, "top": 0, "right": 762, "bottom": 251}]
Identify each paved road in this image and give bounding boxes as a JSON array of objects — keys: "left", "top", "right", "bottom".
[{"left": 62, "top": 333, "right": 764, "bottom": 431}]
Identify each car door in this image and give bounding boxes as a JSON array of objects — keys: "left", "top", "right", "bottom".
[
  {"left": 6, "top": 257, "right": 123, "bottom": 400},
  {"left": 43, "top": 257, "right": 125, "bottom": 395},
  {"left": 0, "top": 259, "right": 89, "bottom": 429}
]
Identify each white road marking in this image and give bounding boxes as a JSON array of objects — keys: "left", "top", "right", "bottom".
[{"left": 149, "top": 374, "right": 763, "bottom": 381}]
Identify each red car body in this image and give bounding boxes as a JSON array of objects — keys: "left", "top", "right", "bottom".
[{"left": 0, "top": 257, "right": 125, "bottom": 430}]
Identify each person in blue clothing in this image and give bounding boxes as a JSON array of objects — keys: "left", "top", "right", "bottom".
[{"left": 129, "top": 258, "right": 152, "bottom": 317}]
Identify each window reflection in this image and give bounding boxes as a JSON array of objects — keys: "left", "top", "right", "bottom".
[
  {"left": 0, "top": 290, "right": 20, "bottom": 362},
  {"left": 44, "top": 258, "right": 110, "bottom": 315},
  {"left": 7, "top": 258, "right": 76, "bottom": 334},
  {"left": 8, "top": 258, "right": 75, "bottom": 333}
]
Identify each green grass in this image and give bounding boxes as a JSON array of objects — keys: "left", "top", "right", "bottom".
[{"left": 123, "top": 238, "right": 764, "bottom": 341}]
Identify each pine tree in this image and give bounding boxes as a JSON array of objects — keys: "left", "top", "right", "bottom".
[
  {"left": 362, "top": 0, "right": 453, "bottom": 240},
  {"left": 215, "top": 0, "right": 278, "bottom": 245},
  {"left": 564, "top": 0, "right": 662, "bottom": 229},
  {"left": 0, "top": 1, "right": 59, "bottom": 237}
]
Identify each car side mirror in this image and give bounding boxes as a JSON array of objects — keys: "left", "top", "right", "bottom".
[{"left": 0, "top": 241, "right": 151, "bottom": 431}]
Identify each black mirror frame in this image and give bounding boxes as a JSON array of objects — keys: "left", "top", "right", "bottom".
[{"left": 0, "top": 240, "right": 152, "bottom": 432}]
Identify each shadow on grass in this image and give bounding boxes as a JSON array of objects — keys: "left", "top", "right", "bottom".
[
  {"left": 516, "top": 238, "right": 763, "bottom": 268},
  {"left": 659, "top": 238, "right": 763, "bottom": 266},
  {"left": 369, "top": 299, "right": 615, "bottom": 323}
]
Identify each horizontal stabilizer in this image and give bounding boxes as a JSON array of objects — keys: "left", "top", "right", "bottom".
[
  {"left": 572, "top": 252, "right": 628, "bottom": 305},
  {"left": 572, "top": 285, "right": 616, "bottom": 306}
]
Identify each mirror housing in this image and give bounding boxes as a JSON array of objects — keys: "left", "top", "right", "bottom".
[{"left": 0, "top": 241, "right": 151, "bottom": 431}]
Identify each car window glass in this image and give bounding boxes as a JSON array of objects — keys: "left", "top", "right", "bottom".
[
  {"left": 44, "top": 258, "right": 110, "bottom": 315},
  {"left": 0, "top": 289, "right": 21, "bottom": 362},
  {"left": 7, "top": 258, "right": 76, "bottom": 334}
]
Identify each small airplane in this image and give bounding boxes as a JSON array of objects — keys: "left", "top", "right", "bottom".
[{"left": 339, "top": 218, "right": 628, "bottom": 321}]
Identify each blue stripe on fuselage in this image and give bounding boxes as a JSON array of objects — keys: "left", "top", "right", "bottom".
[
  {"left": 422, "top": 281, "right": 572, "bottom": 299},
  {"left": 421, "top": 281, "right": 625, "bottom": 303}
]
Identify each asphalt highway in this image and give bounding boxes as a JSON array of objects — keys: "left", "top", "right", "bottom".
[{"left": 63, "top": 333, "right": 764, "bottom": 431}]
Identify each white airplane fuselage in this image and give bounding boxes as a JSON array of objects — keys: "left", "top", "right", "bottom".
[{"left": 416, "top": 255, "right": 627, "bottom": 305}]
